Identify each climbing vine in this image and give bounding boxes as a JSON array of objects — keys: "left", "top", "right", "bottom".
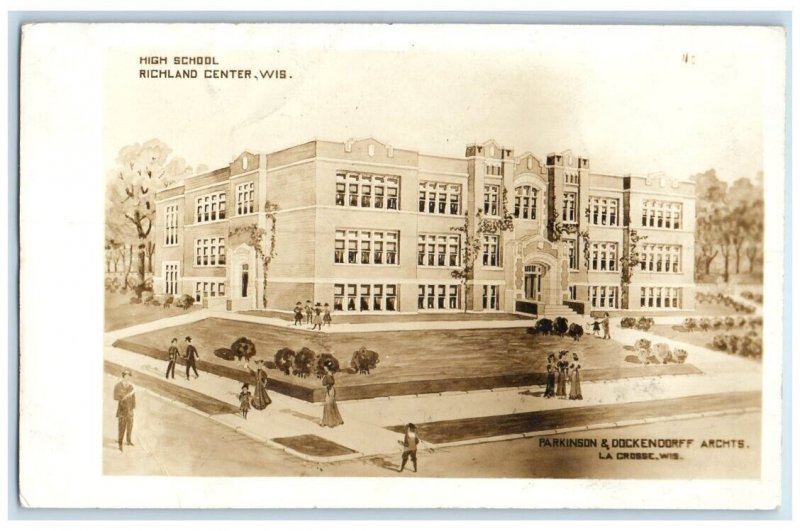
[
  {"left": 619, "top": 229, "right": 648, "bottom": 285},
  {"left": 229, "top": 201, "right": 279, "bottom": 309},
  {"left": 548, "top": 209, "right": 578, "bottom": 242},
  {"left": 578, "top": 229, "right": 591, "bottom": 269}
]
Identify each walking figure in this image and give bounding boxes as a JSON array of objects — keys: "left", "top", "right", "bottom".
[
  {"left": 590, "top": 320, "right": 601, "bottom": 337},
  {"left": 238, "top": 383, "right": 252, "bottom": 420},
  {"left": 569, "top": 352, "right": 583, "bottom": 400},
  {"left": 556, "top": 351, "right": 569, "bottom": 399},
  {"left": 399, "top": 423, "right": 429, "bottom": 473},
  {"left": 602, "top": 312, "right": 611, "bottom": 340},
  {"left": 323, "top": 303, "right": 332, "bottom": 327},
  {"left": 113, "top": 369, "right": 136, "bottom": 452},
  {"left": 304, "top": 300, "right": 313, "bottom": 325},
  {"left": 184, "top": 336, "right": 200, "bottom": 380},
  {"left": 320, "top": 363, "right": 344, "bottom": 427},
  {"left": 544, "top": 353, "right": 557, "bottom": 398},
  {"left": 312, "top": 302, "right": 323, "bottom": 331},
  {"left": 293, "top": 301, "right": 304, "bottom": 326},
  {"left": 165, "top": 337, "right": 178, "bottom": 379}
]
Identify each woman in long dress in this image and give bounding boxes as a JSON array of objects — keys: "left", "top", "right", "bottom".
[
  {"left": 544, "top": 353, "right": 557, "bottom": 398},
  {"left": 568, "top": 352, "right": 583, "bottom": 400},
  {"left": 320, "top": 366, "right": 344, "bottom": 427},
  {"left": 556, "top": 351, "right": 568, "bottom": 399},
  {"left": 244, "top": 360, "right": 272, "bottom": 411},
  {"left": 312, "top": 302, "right": 324, "bottom": 331}
]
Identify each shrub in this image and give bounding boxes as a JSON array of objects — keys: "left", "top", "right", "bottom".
[
  {"left": 316, "top": 353, "right": 341, "bottom": 377},
  {"left": 736, "top": 316, "right": 748, "bottom": 328},
  {"left": 620, "top": 317, "right": 637, "bottom": 329},
  {"left": 748, "top": 316, "right": 763, "bottom": 329},
  {"left": 178, "top": 294, "right": 194, "bottom": 310},
  {"left": 653, "top": 343, "right": 672, "bottom": 364},
  {"left": 636, "top": 317, "right": 654, "bottom": 331},
  {"left": 164, "top": 295, "right": 174, "bottom": 307},
  {"left": 141, "top": 290, "right": 154, "bottom": 303},
  {"left": 214, "top": 348, "right": 235, "bottom": 361},
  {"left": 741, "top": 291, "right": 753, "bottom": 300},
  {"left": 673, "top": 348, "right": 688, "bottom": 363},
  {"left": 350, "top": 347, "right": 380, "bottom": 374},
  {"left": 683, "top": 317, "right": 697, "bottom": 332},
  {"left": 711, "top": 317, "right": 724, "bottom": 330},
  {"left": 231, "top": 337, "right": 257, "bottom": 362},
  {"left": 634, "top": 338, "right": 652, "bottom": 364},
  {"left": 712, "top": 335, "right": 727, "bottom": 351},
  {"left": 724, "top": 334, "right": 740, "bottom": 354},
  {"left": 293, "top": 347, "right": 317, "bottom": 378},
  {"left": 724, "top": 316, "right": 736, "bottom": 331},
  {"left": 553, "top": 317, "right": 569, "bottom": 337},
  {"left": 754, "top": 294, "right": 763, "bottom": 304},
  {"left": 534, "top": 318, "right": 554, "bottom": 335},
  {"left": 698, "top": 318, "right": 711, "bottom": 331},
  {"left": 567, "top": 323, "right": 584, "bottom": 341},
  {"left": 274, "top": 348, "right": 296, "bottom": 375},
  {"left": 129, "top": 297, "right": 142, "bottom": 304}
]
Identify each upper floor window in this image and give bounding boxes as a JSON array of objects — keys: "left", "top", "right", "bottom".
[
  {"left": 236, "top": 182, "right": 254, "bottom": 215},
  {"left": 514, "top": 185, "right": 538, "bottom": 220},
  {"left": 195, "top": 192, "right": 226, "bottom": 223},
  {"left": 418, "top": 181, "right": 461, "bottom": 215},
  {"left": 418, "top": 234, "right": 460, "bottom": 267},
  {"left": 642, "top": 200, "right": 682, "bottom": 229},
  {"left": 482, "top": 234, "right": 500, "bottom": 267},
  {"left": 590, "top": 285, "right": 619, "bottom": 309},
  {"left": 194, "top": 237, "right": 226, "bottom": 266},
  {"left": 335, "top": 171, "right": 399, "bottom": 210},
  {"left": 640, "top": 286, "right": 681, "bottom": 308},
  {"left": 565, "top": 238, "right": 578, "bottom": 270},
  {"left": 640, "top": 244, "right": 681, "bottom": 273},
  {"left": 565, "top": 172, "right": 580, "bottom": 185},
  {"left": 485, "top": 162, "right": 503, "bottom": 176},
  {"left": 164, "top": 204, "right": 178, "bottom": 246},
  {"left": 483, "top": 185, "right": 500, "bottom": 217},
  {"left": 418, "top": 284, "right": 460, "bottom": 310},
  {"left": 590, "top": 242, "right": 619, "bottom": 272},
  {"left": 588, "top": 196, "right": 619, "bottom": 226},
  {"left": 562, "top": 192, "right": 577, "bottom": 223},
  {"left": 334, "top": 229, "right": 398, "bottom": 266}
]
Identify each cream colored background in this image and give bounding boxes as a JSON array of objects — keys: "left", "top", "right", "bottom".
[{"left": 19, "top": 23, "right": 785, "bottom": 509}]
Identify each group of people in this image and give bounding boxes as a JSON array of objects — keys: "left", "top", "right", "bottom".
[
  {"left": 589, "top": 312, "right": 612, "bottom": 339},
  {"left": 165, "top": 336, "right": 201, "bottom": 380},
  {"left": 293, "top": 300, "right": 333, "bottom": 331},
  {"left": 544, "top": 351, "right": 583, "bottom": 400}
]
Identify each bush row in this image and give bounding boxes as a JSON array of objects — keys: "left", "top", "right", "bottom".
[
  {"left": 682, "top": 316, "right": 762, "bottom": 332},
  {"left": 711, "top": 333, "right": 763, "bottom": 359},
  {"left": 527, "top": 317, "right": 584, "bottom": 341},
  {"left": 632, "top": 339, "right": 688, "bottom": 365},
  {"left": 695, "top": 292, "right": 756, "bottom": 313},
  {"left": 620, "top": 317, "right": 655, "bottom": 331},
  {"left": 740, "top": 291, "right": 764, "bottom": 304}
]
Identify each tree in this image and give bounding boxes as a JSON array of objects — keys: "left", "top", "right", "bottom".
[
  {"left": 106, "top": 139, "right": 193, "bottom": 293},
  {"left": 450, "top": 211, "right": 483, "bottom": 313},
  {"left": 229, "top": 201, "right": 279, "bottom": 309}
]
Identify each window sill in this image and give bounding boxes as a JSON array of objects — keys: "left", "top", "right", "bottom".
[
  {"left": 334, "top": 263, "right": 400, "bottom": 267},
  {"left": 189, "top": 218, "right": 229, "bottom": 227},
  {"left": 417, "top": 265, "right": 460, "bottom": 269},
  {"left": 163, "top": 244, "right": 180, "bottom": 248},
  {"left": 192, "top": 264, "right": 227, "bottom": 268},
  {"left": 638, "top": 271, "right": 684, "bottom": 275},
  {"left": 333, "top": 204, "right": 401, "bottom": 212},
  {"left": 417, "top": 211, "right": 463, "bottom": 218}
]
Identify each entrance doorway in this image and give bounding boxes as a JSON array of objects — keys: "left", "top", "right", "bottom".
[
  {"left": 241, "top": 264, "right": 249, "bottom": 298},
  {"left": 524, "top": 264, "right": 544, "bottom": 301}
]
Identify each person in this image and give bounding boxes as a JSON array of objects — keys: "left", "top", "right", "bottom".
[
  {"left": 312, "top": 302, "right": 323, "bottom": 331},
  {"left": 238, "top": 383, "right": 252, "bottom": 420},
  {"left": 245, "top": 359, "right": 272, "bottom": 411},
  {"left": 320, "top": 363, "right": 344, "bottom": 427},
  {"left": 569, "top": 352, "right": 583, "bottom": 400},
  {"left": 544, "top": 353, "right": 557, "bottom": 398},
  {"left": 293, "top": 302, "right": 304, "bottom": 326},
  {"left": 590, "top": 320, "right": 601, "bottom": 337},
  {"left": 304, "top": 300, "right": 313, "bottom": 325},
  {"left": 113, "top": 369, "right": 136, "bottom": 452},
  {"left": 602, "top": 312, "right": 611, "bottom": 340},
  {"left": 165, "top": 337, "right": 179, "bottom": 379},
  {"left": 323, "top": 303, "right": 332, "bottom": 327},
  {"left": 398, "top": 423, "right": 428, "bottom": 473},
  {"left": 556, "top": 351, "right": 569, "bottom": 399},
  {"left": 184, "top": 336, "right": 200, "bottom": 380}
]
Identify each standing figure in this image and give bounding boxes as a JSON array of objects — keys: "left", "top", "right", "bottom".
[
  {"left": 323, "top": 303, "right": 332, "bottom": 327},
  {"left": 165, "top": 337, "right": 179, "bottom": 379},
  {"left": 602, "top": 312, "right": 611, "bottom": 340},
  {"left": 569, "top": 352, "right": 583, "bottom": 400},
  {"left": 304, "top": 300, "right": 313, "bottom": 325},
  {"left": 544, "top": 353, "right": 557, "bottom": 398},
  {"left": 320, "top": 364, "right": 344, "bottom": 427},
  {"left": 399, "top": 423, "right": 426, "bottom": 473},
  {"left": 238, "top": 383, "right": 252, "bottom": 419},
  {"left": 113, "top": 369, "right": 136, "bottom": 451},
  {"left": 556, "top": 351, "right": 569, "bottom": 399},
  {"left": 591, "top": 320, "right": 601, "bottom": 337},
  {"left": 184, "top": 336, "right": 200, "bottom": 380},
  {"left": 312, "top": 302, "right": 324, "bottom": 331},
  {"left": 293, "top": 302, "right": 304, "bottom": 326},
  {"left": 247, "top": 360, "right": 272, "bottom": 411}
]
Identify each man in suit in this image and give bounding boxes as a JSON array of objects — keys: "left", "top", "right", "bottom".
[
  {"left": 184, "top": 336, "right": 200, "bottom": 380},
  {"left": 165, "top": 337, "right": 179, "bottom": 379},
  {"left": 113, "top": 370, "right": 136, "bottom": 451}
]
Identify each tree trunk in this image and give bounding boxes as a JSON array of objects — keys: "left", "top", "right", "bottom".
[
  {"left": 723, "top": 251, "right": 730, "bottom": 283},
  {"left": 137, "top": 243, "right": 147, "bottom": 293},
  {"left": 734, "top": 244, "right": 742, "bottom": 274},
  {"left": 147, "top": 241, "right": 155, "bottom": 274}
]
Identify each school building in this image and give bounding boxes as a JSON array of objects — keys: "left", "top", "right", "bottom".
[{"left": 153, "top": 138, "right": 696, "bottom": 316}]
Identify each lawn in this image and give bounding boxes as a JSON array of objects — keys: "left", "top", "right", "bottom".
[
  {"left": 116, "top": 318, "right": 700, "bottom": 401},
  {"left": 105, "top": 291, "right": 201, "bottom": 332},
  {"left": 648, "top": 323, "right": 762, "bottom": 352},
  {"left": 692, "top": 300, "right": 755, "bottom": 317},
  {"left": 241, "top": 309, "right": 529, "bottom": 324}
]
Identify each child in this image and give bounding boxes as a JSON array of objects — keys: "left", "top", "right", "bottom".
[
  {"left": 590, "top": 319, "right": 601, "bottom": 336},
  {"left": 398, "top": 423, "right": 429, "bottom": 473},
  {"left": 323, "top": 303, "right": 332, "bottom": 327},
  {"left": 238, "top": 383, "right": 252, "bottom": 420},
  {"left": 293, "top": 302, "right": 304, "bottom": 326}
]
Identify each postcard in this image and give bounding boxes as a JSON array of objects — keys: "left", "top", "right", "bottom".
[{"left": 18, "top": 22, "right": 785, "bottom": 509}]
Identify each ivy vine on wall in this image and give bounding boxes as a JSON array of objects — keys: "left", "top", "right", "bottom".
[{"left": 229, "top": 201, "right": 279, "bottom": 309}]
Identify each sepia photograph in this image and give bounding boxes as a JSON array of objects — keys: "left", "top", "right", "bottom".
[{"left": 18, "top": 21, "right": 786, "bottom": 509}]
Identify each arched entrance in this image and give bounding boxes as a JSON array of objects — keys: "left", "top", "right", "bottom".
[
  {"left": 229, "top": 243, "right": 256, "bottom": 311},
  {"left": 524, "top": 264, "right": 545, "bottom": 301}
]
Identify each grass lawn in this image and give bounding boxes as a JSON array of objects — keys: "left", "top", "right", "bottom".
[
  {"left": 105, "top": 291, "right": 201, "bottom": 332},
  {"left": 116, "top": 318, "right": 700, "bottom": 401},
  {"left": 648, "top": 323, "right": 762, "bottom": 352},
  {"left": 692, "top": 301, "right": 756, "bottom": 317},
  {"left": 241, "top": 309, "right": 529, "bottom": 324}
]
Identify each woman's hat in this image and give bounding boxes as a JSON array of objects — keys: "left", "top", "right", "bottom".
[
  {"left": 315, "top": 302, "right": 321, "bottom": 306},
  {"left": 121, "top": 369, "right": 132, "bottom": 377},
  {"left": 185, "top": 336, "right": 192, "bottom": 341},
  {"left": 241, "top": 383, "right": 249, "bottom": 389}
]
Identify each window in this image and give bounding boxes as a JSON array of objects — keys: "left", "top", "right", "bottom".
[
  {"left": 164, "top": 204, "right": 179, "bottom": 245},
  {"left": 565, "top": 172, "right": 580, "bottom": 185},
  {"left": 590, "top": 286, "right": 619, "bottom": 309},
  {"left": 335, "top": 283, "right": 398, "bottom": 311},
  {"left": 639, "top": 244, "right": 681, "bottom": 273},
  {"left": 562, "top": 192, "right": 577, "bottom": 223},
  {"left": 418, "top": 234, "right": 460, "bottom": 267},
  {"left": 195, "top": 192, "right": 226, "bottom": 223},
  {"left": 164, "top": 263, "right": 178, "bottom": 295},
  {"left": 568, "top": 285, "right": 577, "bottom": 300},
  {"left": 194, "top": 281, "right": 218, "bottom": 303},
  {"left": 565, "top": 239, "right": 578, "bottom": 270},
  {"left": 482, "top": 284, "right": 499, "bottom": 310},
  {"left": 336, "top": 171, "right": 400, "bottom": 210},
  {"left": 588, "top": 196, "right": 619, "bottom": 226},
  {"left": 514, "top": 185, "right": 538, "bottom": 220},
  {"left": 640, "top": 287, "right": 682, "bottom": 308},
  {"left": 236, "top": 182, "right": 254, "bottom": 215},
  {"left": 641, "top": 200, "right": 682, "bottom": 229},
  {"left": 483, "top": 185, "right": 499, "bottom": 216},
  {"left": 418, "top": 181, "right": 462, "bottom": 215},
  {"left": 589, "top": 242, "right": 619, "bottom": 272},
  {"left": 486, "top": 162, "right": 503, "bottom": 176},
  {"left": 194, "top": 237, "right": 226, "bottom": 266},
  {"left": 418, "top": 284, "right": 461, "bottom": 310},
  {"left": 482, "top": 234, "right": 500, "bottom": 267},
  {"left": 334, "top": 229, "right": 399, "bottom": 265}
]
